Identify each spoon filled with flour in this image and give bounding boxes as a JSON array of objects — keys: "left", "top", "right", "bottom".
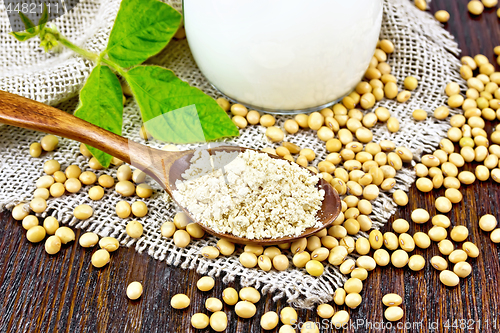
[
  {"left": 0, "top": 92, "right": 340, "bottom": 245},
  {"left": 171, "top": 147, "right": 340, "bottom": 245}
]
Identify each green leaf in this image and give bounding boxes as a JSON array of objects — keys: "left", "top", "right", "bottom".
[
  {"left": 123, "top": 65, "right": 239, "bottom": 143},
  {"left": 39, "top": 3, "right": 49, "bottom": 30},
  {"left": 104, "top": 0, "right": 182, "bottom": 68},
  {"left": 9, "top": 31, "right": 35, "bottom": 42},
  {"left": 18, "top": 12, "right": 36, "bottom": 34},
  {"left": 74, "top": 65, "right": 124, "bottom": 168}
]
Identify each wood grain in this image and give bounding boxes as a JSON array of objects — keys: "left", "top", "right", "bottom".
[{"left": 1, "top": 0, "right": 500, "bottom": 332}]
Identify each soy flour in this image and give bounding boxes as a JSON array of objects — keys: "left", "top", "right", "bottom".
[{"left": 172, "top": 149, "right": 325, "bottom": 240}]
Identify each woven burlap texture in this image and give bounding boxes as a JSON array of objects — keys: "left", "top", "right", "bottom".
[{"left": 0, "top": 0, "right": 464, "bottom": 308}]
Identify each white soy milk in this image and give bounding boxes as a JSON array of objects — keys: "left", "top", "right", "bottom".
[{"left": 184, "top": 0, "right": 383, "bottom": 112}]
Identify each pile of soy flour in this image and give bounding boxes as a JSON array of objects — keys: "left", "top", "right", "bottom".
[
  {"left": 173, "top": 149, "right": 324, "bottom": 240},
  {"left": 0, "top": 0, "right": 464, "bottom": 307}
]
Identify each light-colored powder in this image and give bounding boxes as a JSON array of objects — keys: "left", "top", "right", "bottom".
[{"left": 173, "top": 149, "right": 325, "bottom": 240}]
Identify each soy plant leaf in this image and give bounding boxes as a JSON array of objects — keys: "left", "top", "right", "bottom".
[
  {"left": 9, "top": 10, "right": 39, "bottom": 41},
  {"left": 39, "top": 3, "right": 49, "bottom": 30},
  {"left": 10, "top": 31, "right": 36, "bottom": 42},
  {"left": 74, "top": 65, "right": 124, "bottom": 168},
  {"left": 104, "top": 0, "right": 182, "bottom": 68},
  {"left": 123, "top": 65, "right": 239, "bottom": 143},
  {"left": 18, "top": 12, "right": 36, "bottom": 33}
]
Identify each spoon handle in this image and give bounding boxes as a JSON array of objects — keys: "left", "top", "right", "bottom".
[{"left": 0, "top": 90, "right": 143, "bottom": 164}]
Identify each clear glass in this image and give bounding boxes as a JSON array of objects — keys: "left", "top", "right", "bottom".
[{"left": 184, "top": 0, "right": 383, "bottom": 114}]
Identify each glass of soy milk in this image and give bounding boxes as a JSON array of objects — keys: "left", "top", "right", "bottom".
[{"left": 183, "top": 0, "right": 383, "bottom": 113}]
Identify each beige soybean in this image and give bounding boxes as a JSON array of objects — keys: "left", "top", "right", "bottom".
[
  {"left": 260, "top": 311, "right": 279, "bottom": 330},
  {"left": 29, "top": 142, "right": 42, "bottom": 158},
  {"left": 316, "top": 304, "right": 334, "bottom": 319},
  {"left": 55, "top": 226, "right": 75, "bottom": 244},
  {"left": 369, "top": 230, "right": 384, "bottom": 249},
  {"left": 235, "top": 301, "right": 257, "bottom": 319},
  {"left": 355, "top": 237, "right": 370, "bottom": 255},
  {"left": 408, "top": 255, "right": 426, "bottom": 271},
  {"left": 201, "top": 246, "right": 220, "bottom": 259},
  {"left": 246, "top": 110, "right": 261, "bottom": 125},
  {"left": 411, "top": 208, "right": 430, "bottom": 223},
  {"left": 173, "top": 230, "right": 190, "bottom": 248},
  {"left": 414, "top": 232, "right": 431, "bottom": 249},
  {"left": 260, "top": 114, "right": 276, "bottom": 127},
  {"left": 205, "top": 297, "right": 223, "bottom": 312},
  {"left": 328, "top": 246, "right": 348, "bottom": 266},
  {"left": 116, "top": 180, "right": 135, "bottom": 196},
  {"left": 351, "top": 268, "right": 368, "bottom": 281},
  {"left": 331, "top": 310, "right": 350, "bottom": 329},
  {"left": 79, "top": 232, "right": 99, "bottom": 247},
  {"left": 186, "top": 223, "right": 205, "bottom": 239},
  {"left": 171, "top": 293, "right": 190, "bottom": 309},
  {"left": 416, "top": 177, "right": 433, "bottom": 192},
  {"left": 216, "top": 97, "right": 230, "bottom": 111},
  {"left": 99, "top": 237, "right": 119, "bottom": 252},
  {"left": 345, "top": 293, "right": 362, "bottom": 309},
  {"left": 454, "top": 261, "right": 472, "bottom": 278},
  {"left": 91, "top": 249, "right": 110, "bottom": 268},
  {"left": 292, "top": 251, "right": 311, "bottom": 268},
  {"left": 440, "top": 270, "right": 460, "bottom": 287},
  {"left": 257, "top": 255, "right": 272, "bottom": 271},
  {"left": 428, "top": 226, "right": 448, "bottom": 242},
  {"left": 333, "top": 288, "right": 346, "bottom": 306},
  {"left": 131, "top": 201, "right": 148, "bottom": 218},
  {"left": 40, "top": 135, "right": 58, "bottom": 151},
  {"left": 116, "top": 201, "right": 131, "bottom": 218},
  {"left": 374, "top": 249, "right": 390, "bottom": 266},
  {"left": 222, "top": 287, "right": 239, "bottom": 305},
  {"left": 432, "top": 215, "right": 451, "bottom": 228},
  {"left": 435, "top": 196, "right": 452, "bottom": 213},
  {"left": 45, "top": 235, "right": 62, "bottom": 255},
  {"left": 240, "top": 252, "right": 258, "bottom": 268},
  {"left": 385, "top": 306, "right": 404, "bottom": 322},
  {"left": 479, "top": 214, "right": 497, "bottom": 231},
  {"left": 197, "top": 276, "right": 215, "bottom": 291},
  {"left": 126, "top": 221, "right": 143, "bottom": 238},
  {"left": 126, "top": 281, "right": 143, "bottom": 300},
  {"left": 450, "top": 226, "right": 469, "bottom": 242},
  {"left": 26, "top": 225, "right": 46, "bottom": 243},
  {"left": 391, "top": 250, "right": 409, "bottom": 268},
  {"left": 160, "top": 222, "right": 176, "bottom": 238},
  {"left": 273, "top": 254, "right": 290, "bottom": 271},
  {"left": 431, "top": 256, "right": 448, "bottom": 271},
  {"left": 216, "top": 239, "right": 235, "bottom": 256},
  {"left": 399, "top": 233, "right": 415, "bottom": 252},
  {"left": 73, "top": 204, "right": 93, "bottom": 220},
  {"left": 79, "top": 171, "right": 97, "bottom": 185},
  {"left": 383, "top": 293, "right": 403, "bottom": 306},
  {"left": 136, "top": 183, "right": 153, "bottom": 198},
  {"left": 438, "top": 239, "right": 454, "bottom": 255},
  {"left": 384, "top": 232, "right": 399, "bottom": 250},
  {"left": 356, "top": 255, "right": 377, "bottom": 271},
  {"left": 22, "top": 215, "right": 39, "bottom": 231},
  {"left": 33, "top": 188, "right": 50, "bottom": 200},
  {"left": 449, "top": 249, "right": 468, "bottom": 263},
  {"left": 463, "top": 241, "right": 479, "bottom": 258}
]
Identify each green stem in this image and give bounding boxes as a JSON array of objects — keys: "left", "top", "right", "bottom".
[
  {"left": 100, "top": 57, "right": 128, "bottom": 77},
  {"left": 57, "top": 35, "right": 99, "bottom": 63},
  {"left": 44, "top": 28, "right": 126, "bottom": 76}
]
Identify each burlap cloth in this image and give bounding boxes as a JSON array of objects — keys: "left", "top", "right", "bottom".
[{"left": 0, "top": 0, "right": 464, "bottom": 308}]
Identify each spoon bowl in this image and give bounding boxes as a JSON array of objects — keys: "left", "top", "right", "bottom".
[
  {"left": 168, "top": 145, "right": 341, "bottom": 245},
  {"left": 0, "top": 91, "right": 341, "bottom": 245}
]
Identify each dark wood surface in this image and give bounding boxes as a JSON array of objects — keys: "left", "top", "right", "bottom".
[{"left": 2, "top": 0, "right": 500, "bottom": 332}]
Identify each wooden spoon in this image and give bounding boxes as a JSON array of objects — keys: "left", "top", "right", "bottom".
[{"left": 0, "top": 91, "right": 341, "bottom": 245}]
